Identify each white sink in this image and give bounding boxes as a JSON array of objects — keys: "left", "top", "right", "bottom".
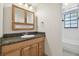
[{"left": 21, "top": 35, "right": 35, "bottom": 38}]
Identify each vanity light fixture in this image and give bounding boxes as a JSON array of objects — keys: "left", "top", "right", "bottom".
[
  {"left": 22, "top": 3, "right": 29, "bottom": 8},
  {"left": 63, "top": 3, "right": 68, "bottom": 6},
  {"left": 18, "top": 3, "right": 23, "bottom": 5},
  {"left": 29, "top": 6, "right": 33, "bottom": 10},
  {"left": 25, "top": 4, "right": 28, "bottom": 8},
  {"left": 18, "top": 3, "right": 34, "bottom": 11},
  {"left": 26, "top": 3, "right": 33, "bottom": 10}
]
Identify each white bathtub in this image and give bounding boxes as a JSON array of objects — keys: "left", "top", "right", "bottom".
[{"left": 63, "top": 40, "right": 79, "bottom": 55}]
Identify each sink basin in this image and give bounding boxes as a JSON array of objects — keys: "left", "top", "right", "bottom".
[{"left": 21, "top": 35, "right": 35, "bottom": 38}]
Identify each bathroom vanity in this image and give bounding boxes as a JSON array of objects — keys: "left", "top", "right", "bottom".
[
  {"left": 0, "top": 4, "right": 45, "bottom": 56},
  {"left": 0, "top": 32, "right": 45, "bottom": 56}
]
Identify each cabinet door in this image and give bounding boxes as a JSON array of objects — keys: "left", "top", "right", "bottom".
[
  {"left": 3, "top": 50, "right": 21, "bottom": 56},
  {"left": 39, "top": 41, "right": 44, "bottom": 56},
  {"left": 30, "top": 44, "right": 38, "bottom": 56},
  {"left": 22, "top": 46, "right": 31, "bottom": 56},
  {"left": 39, "top": 48, "right": 44, "bottom": 56}
]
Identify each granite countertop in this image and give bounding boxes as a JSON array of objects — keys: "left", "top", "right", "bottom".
[{"left": 0, "top": 32, "right": 45, "bottom": 46}]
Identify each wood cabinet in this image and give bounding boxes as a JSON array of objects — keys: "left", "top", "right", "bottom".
[
  {"left": 2, "top": 37, "right": 45, "bottom": 56},
  {"left": 3, "top": 50, "right": 21, "bottom": 56},
  {"left": 30, "top": 44, "right": 38, "bottom": 56},
  {"left": 38, "top": 41, "right": 44, "bottom": 56},
  {"left": 22, "top": 44, "right": 38, "bottom": 56},
  {"left": 22, "top": 46, "right": 31, "bottom": 56}
]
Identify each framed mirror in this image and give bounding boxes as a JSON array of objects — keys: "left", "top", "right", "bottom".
[
  {"left": 26, "top": 11, "right": 34, "bottom": 25},
  {"left": 13, "top": 5, "right": 25, "bottom": 24},
  {"left": 12, "top": 4, "right": 35, "bottom": 30}
]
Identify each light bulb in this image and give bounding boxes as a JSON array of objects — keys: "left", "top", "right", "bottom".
[
  {"left": 29, "top": 6, "right": 33, "bottom": 10},
  {"left": 24, "top": 4, "right": 28, "bottom": 8},
  {"left": 18, "top": 3, "right": 23, "bottom": 5},
  {"left": 63, "top": 3, "right": 68, "bottom": 6}
]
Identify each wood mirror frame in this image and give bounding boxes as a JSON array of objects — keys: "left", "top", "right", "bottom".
[{"left": 12, "top": 4, "right": 35, "bottom": 30}]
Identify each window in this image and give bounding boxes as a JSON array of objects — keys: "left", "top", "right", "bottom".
[{"left": 64, "top": 12, "right": 78, "bottom": 28}]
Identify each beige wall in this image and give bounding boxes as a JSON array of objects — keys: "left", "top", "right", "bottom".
[
  {"left": 3, "top": 3, "right": 37, "bottom": 34},
  {"left": 0, "top": 4, "right": 3, "bottom": 37},
  {"left": 36, "top": 3, "right": 63, "bottom": 56}
]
